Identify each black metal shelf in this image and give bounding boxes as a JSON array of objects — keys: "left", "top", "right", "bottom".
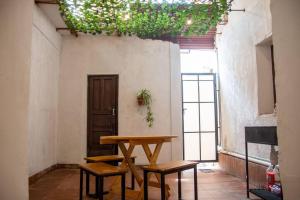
[
  {"left": 249, "top": 189, "right": 282, "bottom": 200},
  {"left": 245, "top": 126, "right": 283, "bottom": 200}
]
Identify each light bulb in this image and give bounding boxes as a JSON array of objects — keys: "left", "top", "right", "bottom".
[
  {"left": 124, "top": 13, "right": 130, "bottom": 20},
  {"left": 186, "top": 19, "right": 192, "bottom": 25}
]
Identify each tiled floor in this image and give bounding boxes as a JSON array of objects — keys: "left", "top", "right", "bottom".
[{"left": 29, "top": 168, "right": 255, "bottom": 200}]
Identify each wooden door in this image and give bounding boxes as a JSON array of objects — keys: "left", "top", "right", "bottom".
[{"left": 87, "top": 75, "right": 118, "bottom": 157}]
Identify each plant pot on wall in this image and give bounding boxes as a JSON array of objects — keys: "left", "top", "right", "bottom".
[
  {"left": 136, "top": 89, "right": 154, "bottom": 127},
  {"left": 137, "top": 89, "right": 151, "bottom": 106},
  {"left": 137, "top": 96, "right": 145, "bottom": 106}
]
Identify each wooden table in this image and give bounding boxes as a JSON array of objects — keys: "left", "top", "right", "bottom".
[{"left": 100, "top": 135, "right": 177, "bottom": 200}]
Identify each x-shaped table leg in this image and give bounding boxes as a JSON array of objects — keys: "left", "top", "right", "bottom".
[
  {"left": 105, "top": 143, "right": 140, "bottom": 200},
  {"left": 119, "top": 143, "right": 143, "bottom": 186},
  {"left": 106, "top": 142, "right": 170, "bottom": 200}
]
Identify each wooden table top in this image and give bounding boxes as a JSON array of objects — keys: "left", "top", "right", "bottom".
[{"left": 100, "top": 135, "right": 177, "bottom": 145}]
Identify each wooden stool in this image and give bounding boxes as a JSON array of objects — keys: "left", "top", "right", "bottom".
[
  {"left": 84, "top": 155, "right": 136, "bottom": 190},
  {"left": 79, "top": 162, "right": 127, "bottom": 200},
  {"left": 84, "top": 155, "right": 136, "bottom": 163},
  {"left": 143, "top": 160, "right": 198, "bottom": 200}
]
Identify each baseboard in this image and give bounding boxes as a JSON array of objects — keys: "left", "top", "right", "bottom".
[
  {"left": 219, "top": 152, "right": 267, "bottom": 187},
  {"left": 29, "top": 164, "right": 79, "bottom": 185},
  {"left": 56, "top": 163, "right": 79, "bottom": 169},
  {"left": 29, "top": 164, "right": 58, "bottom": 185}
]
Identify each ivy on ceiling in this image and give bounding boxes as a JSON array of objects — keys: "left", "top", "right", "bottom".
[{"left": 58, "top": 0, "right": 228, "bottom": 41}]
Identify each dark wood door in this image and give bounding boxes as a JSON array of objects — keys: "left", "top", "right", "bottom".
[{"left": 87, "top": 75, "right": 118, "bottom": 157}]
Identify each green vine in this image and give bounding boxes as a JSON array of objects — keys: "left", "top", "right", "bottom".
[
  {"left": 58, "top": 0, "right": 228, "bottom": 41},
  {"left": 137, "top": 89, "right": 154, "bottom": 127}
]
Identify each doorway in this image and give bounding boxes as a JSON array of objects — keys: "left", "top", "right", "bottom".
[
  {"left": 182, "top": 73, "right": 218, "bottom": 162},
  {"left": 180, "top": 49, "right": 219, "bottom": 163},
  {"left": 87, "top": 75, "right": 118, "bottom": 157}
]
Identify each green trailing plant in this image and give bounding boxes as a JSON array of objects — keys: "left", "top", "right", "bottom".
[
  {"left": 137, "top": 89, "right": 154, "bottom": 127},
  {"left": 58, "top": 0, "right": 229, "bottom": 41}
]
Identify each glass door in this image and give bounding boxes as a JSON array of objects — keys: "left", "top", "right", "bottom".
[{"left": 182, "top": 73, "right": 218, "bottom": 162}]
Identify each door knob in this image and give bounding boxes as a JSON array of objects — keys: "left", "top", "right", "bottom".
[{"left": 112, "top": 108, "right": 116, "bottom": 116}]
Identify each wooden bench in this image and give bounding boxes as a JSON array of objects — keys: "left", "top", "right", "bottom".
[
  {"left": 84, "top": 155, "right": 136, "bottom": 190},
  {"left": 84, "top": 155, "right": 136, "bottom": 163},
  {"left": 142, "top": 160, "right": 198, "bottom": 200},
  {"left": 79, "top": 162, "right": 128, "bottom": 200}
]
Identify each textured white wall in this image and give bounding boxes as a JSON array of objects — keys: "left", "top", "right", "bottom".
[
  {"left": 58, "top": 36, "right": 182, "bottom": 164},
  {"left": 0, "top": 0, "right": 33, "bottom": 199},
  {"left": 216, "top": 0, "right": 276, "bottom": 159},
  {"left": 28, "top": 5, "right": 61, "bottom": 176},
  {"left": 271, "top": 0, "right": 300, "bottom": 198},
  {"left": 170, "top": 43, "right": 183, "bottom": 162}
]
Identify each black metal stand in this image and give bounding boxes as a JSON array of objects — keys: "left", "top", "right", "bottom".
[
  {"left": 143, "top": 165, "right": 198, "bottom": 200},
  {"left": 86, "top": 157, "right": 135, "bottom": 197},
  {"left": 245, "top": 126, "right": 283, "bottom": 200},
  {"left": 79, "top": 169, "right": 126, "bottom": 200}
]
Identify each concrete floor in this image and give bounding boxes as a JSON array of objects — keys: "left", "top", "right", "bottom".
[{"left": 29, "top": 168, "right": 255, "bottom": 200}]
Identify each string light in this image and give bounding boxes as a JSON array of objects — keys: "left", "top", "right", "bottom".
[{"left": 186, "top": 19, "right": 192, "bottom": 25}]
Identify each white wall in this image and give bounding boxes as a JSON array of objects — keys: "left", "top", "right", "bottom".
[
  {"left": 58, "top": 36, "right": 182, "bottom": 164},
  {"left": 28, "top": 5, "right": 61, "bottom": 176},
  {"left": 216, "top": 0, "right": 276, "bottom": 159},
  {"left": 0, "top": 0, "right": 33, "bottom": 199},
  {"left": 271, "top": 0, "right": 300, "bottom": 198}
]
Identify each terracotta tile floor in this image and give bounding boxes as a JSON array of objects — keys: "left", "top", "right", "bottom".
[{"left": 29, "top": 168, "right": 257, "bottom": 200}]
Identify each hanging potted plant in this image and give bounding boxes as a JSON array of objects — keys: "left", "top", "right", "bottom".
[
  {"left": 137, "top": 89, "right": 154, "bottom": 127},
  {"left": 137, "top": 89, "right": 151, "bottom": 106}
]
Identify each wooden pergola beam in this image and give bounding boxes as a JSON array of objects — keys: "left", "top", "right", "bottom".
[
  {"left": 35, "top": 0, "right": 58, "bottom": 4},
  {"left": 56, "top": 28, "right": 79, "bottom": 37},
  {"left": 56, "top": 28, "right": 69, "bottom": 31}
]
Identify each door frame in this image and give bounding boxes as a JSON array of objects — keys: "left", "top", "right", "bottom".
[
  {"left": 181, "top": 73, "right": 219, "bottom": 162},
  {"left": 87, "top": 74, "right": 119, "bottom": 156}
]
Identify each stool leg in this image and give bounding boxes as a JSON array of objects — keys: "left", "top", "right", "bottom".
[
  {"left": 96, "top": 175, "right": 99, "bottom": 197},
  {"left": 131, "top": 158, "right": 135, "bottom": 190},
  {"left": 144, "top": 170, "right": 148, "bottom": 200},
  {"left": 121, "top": 174, "right": 126, "bottom": 200},
  {"left": 98, "top": 177, "right": 103, "bottom": 200},
  {"left": 86, "top": 172, "right": 90, "bottom": 196},
  {"left": 79, "top": 169, "right": 83, "bottom": 200},
  {"left": 161, "top": 173, "right": 166, "bottom": 200},
  {"left": 178, "top": 171, "right": 182, "bottom": 200},
  {"left": 194, "top": 166, "right": 198, "bottom": 200}
]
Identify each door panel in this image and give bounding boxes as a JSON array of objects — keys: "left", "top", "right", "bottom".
[
  {"left": 183, "top": 103, "right": 199, "bottom": 132},
  {"left": 183, "top": 81, "right": 198, "bottom": 102},
  {"left": 199, "top": 103, "right": 215, "bottom": 131},
  {"left": 199, "top": 81, "right": 214, "bottom": 102},
  {"left": 200, "top": 132, "right": 217, "bottom": 160},
  {"left": 87, "top": 75, "right": 118, "bottom": 157},
  {"left": 184, "top": 133, "right": 200, "bottom": 160}
]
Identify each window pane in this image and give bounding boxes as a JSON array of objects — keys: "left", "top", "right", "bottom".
[
  {"left": 184, "top": 133, "right": 200, "bottom": 160},
  {"left": 199, "top": 81, "right": 214, "bottom": 102},
  {"left": 183, "top": 103, "right": 199, "bottom": 132},
  {"left": 201, "top": 132, "right": 216, "bottom": 160},
  {"left": 183, "top": 81, "right": 198, "bottom": 102},
  {"left": 200, "top": 103, "right": 215, "bottom": 131}
]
